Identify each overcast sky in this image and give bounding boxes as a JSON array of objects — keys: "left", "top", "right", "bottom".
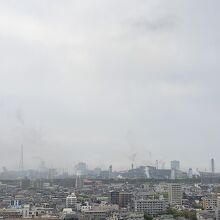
[{"left": 0, "top": 0, "right": 220, "bottom": 172}]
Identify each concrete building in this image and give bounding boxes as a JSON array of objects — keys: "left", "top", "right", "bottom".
[
  {"left": 22, "top": 205, "right": 31, "bottom": 218},
  {"left": 216, "top": 208, "right": 220, "bottom": 220},
  {"left": 84, "top": 210, "right": 109, "bottom": 220},
  {"left": 197, "top": 210, "right": 215, "bottom": 220},
  {"left": 168, "top": 184, "right": 182, "bottom": 206},
  {"left": 80, "top": 202, "right": 92, "bottom": 213},
  {"left": 110, "top": 191, "right": 120, "bottom": 205},
  {"left": 0, "top": 208, "right": 22, "bottom": 219},
  {"left": 66, "top": 193, "right": 77, "bottom": 209},
  {"left": 134, "top": 199, "right": 167, "bottom": 215},
  {"left": 119, "top": 192, "right": 132, "bottom": 208},
  {"left": 188, "top": 168, "right": 193, "bottom": 179},
  {"left": 61, "top": 208, "right": 78, "bottom": 220},
  {"left": 202, "top": 194, "right": 218, "bottom": 211},
  {"left": 110, "top": 191, "right": 132, "bottom": 208}
]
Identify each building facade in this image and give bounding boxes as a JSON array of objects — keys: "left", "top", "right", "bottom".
[
  {"left": 66, "top": 193, "right": 77, "bottom": 209},
  {"left": 168, "top": 184, "right": 182, "bottom": 206},
  {"left": 134, "top": 199, "right": 167, "bottom": 215}
]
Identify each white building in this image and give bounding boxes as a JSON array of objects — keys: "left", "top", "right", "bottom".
[
  {"left": 22, "top": 205, "right": 30, "bottom": 218},
  {"left": 81, "top": 205, "right": 92, "bottom": 213},
  {"left": 168, "top": 184, "right": 182, "bottom": 206},
  {"left": 66, "top": 193, "right": 77, "bottom": 209}
]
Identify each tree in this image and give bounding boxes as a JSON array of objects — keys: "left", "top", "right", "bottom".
[{"left": 144, "top": 213, "right": 153, "bottom": 220}]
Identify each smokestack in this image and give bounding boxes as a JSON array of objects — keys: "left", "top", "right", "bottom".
[
  {"left": 211, "top": 158, "right": 215, "bottom": 173},
  {"left": 19, "top": 144, "right": 24, "bottom": 176}
]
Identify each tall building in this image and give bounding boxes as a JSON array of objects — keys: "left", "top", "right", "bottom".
[
  {"left": 75, "top": 175, "right": 83, "bottom": 189},
  {"left": 211, "top": 158, "right": 215, "bottom": 173},
  {"left": 110, "top": 191, "right": 120, "bottom": 205},
  {"left": 66, "top": 193, "right": 77, "bottom": 209},
  {"left": 75, "top": 162, "right": 87, "bottom": 176},
  {"left": 119, "top": 192, "right": 132, "bottom": 208},
  {"left": 110, "top": 191, "right": 132, "bottom": 208},
  {"left": 188, "top": 168, "right": 193, "bottom": 179},
  {"left": 216, "top": 198, "right": 220, "bottom": 220},
  {"left": 168, "top": 183, "right": 182, "bottom": 206},
  {"left": 171, "top": 160, "right": 180, "bottom": 170}
]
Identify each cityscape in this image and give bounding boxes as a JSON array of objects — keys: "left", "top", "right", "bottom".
[
  {"left": 1, "top": 1, "right": 220, "bottom": 220},
  {"left": 0, "top": 145, "right": 219, "bottom": 181},
  {"left": 0, "top": 146, "right": 220, "bottom": 220}
]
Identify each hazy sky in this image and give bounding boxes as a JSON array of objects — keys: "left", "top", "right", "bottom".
[{"left": 0, "top": 0, "right": 220, "bottom": 172}]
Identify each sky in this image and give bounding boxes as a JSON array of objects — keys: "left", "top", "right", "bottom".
[{"left": 0, "top": 0, "right": 220, "bottom": 172}]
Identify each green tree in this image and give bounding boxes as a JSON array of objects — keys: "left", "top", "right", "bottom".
[{"left": 144, "top": 213, "right": 153, "bottom": 220}]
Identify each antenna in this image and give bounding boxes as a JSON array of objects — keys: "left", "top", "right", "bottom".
[{"left": 19, "top": 144, "right": 24, "bottom": 176}]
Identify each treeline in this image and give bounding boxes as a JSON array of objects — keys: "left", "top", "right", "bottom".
[{"left": 144, "top": 208, "right": 197, "bottom": 220}]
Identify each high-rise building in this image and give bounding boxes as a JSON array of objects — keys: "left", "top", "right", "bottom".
[
  {"left": 66, "top": 193, "right": 77, "bottom": 209},
  {"left": 168, "top": 183, "right": 182, "bottom": 206},
  {"left": 75, "top": 162, "right": 87, "bottom": 176},
  {"left": 110, "top": 191, "right": 120, "bottom": 205},
  {"left": 119, "top": 192, "right": 132, "bottom": 208},
  {"left": 110, "top": 191, "right": 132, "bottom": 208},
  {"left": 171, "top": 160, "right": 180, "bottom": 170},
  {"left": 188, "top": 168, "right": 193, "bottom": 179}
]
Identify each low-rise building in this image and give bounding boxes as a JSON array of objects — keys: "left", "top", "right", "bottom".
[{"left": 134, "top": 199, "right": 167, "bottom": 215}]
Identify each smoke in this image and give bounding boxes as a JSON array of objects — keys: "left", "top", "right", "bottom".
[
  {"left": 15, "top": 108, "right": 45, "bottom": 147},
  {"left": 27, "top": 127, "right": 44, "bottom": 144},
  {"left": 126, "top": 130, "right": 136, "bottom": 150},
  {"left": 0, "top": 98, "right": 4, "bottom": 107},
  {"left": 16, "top": 109, "right": 24, "bottom": 125},
  {"left": 132, "top": 15, "right": 177, "bottom": 33},
  {"left": 125, "top": 130, "right": 138, "bottom": 168}
]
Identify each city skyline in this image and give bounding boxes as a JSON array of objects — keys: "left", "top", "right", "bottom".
[{"left": 0, "top": 145, "right": 218, "bottom": 173}]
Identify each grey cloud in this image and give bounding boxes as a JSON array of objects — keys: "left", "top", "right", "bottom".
[
  {"left": 132, "top": 15, "right": 177, "bottom": 32},
  {"left": 16, "top": 109, "right": 24, "bottom": 125},
  {"left": 0, "top": 0, "right": 219, "bottom": 171}
]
